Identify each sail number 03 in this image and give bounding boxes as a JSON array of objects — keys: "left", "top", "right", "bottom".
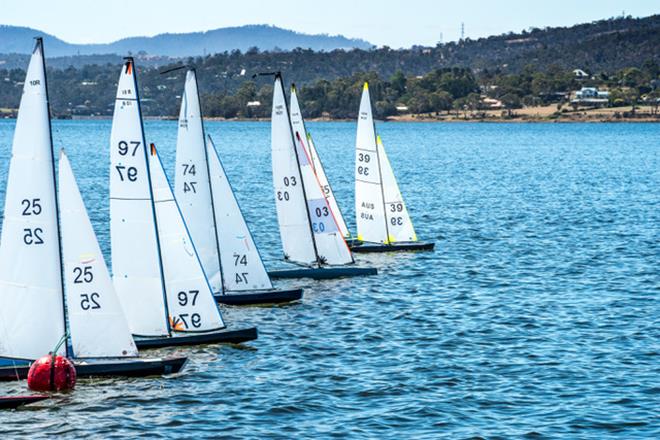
[{"left": 277, "top": 175, "right": 297, "bottom": 201}]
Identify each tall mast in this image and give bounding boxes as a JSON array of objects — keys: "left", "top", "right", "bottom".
[
  {"left": 128, "top": 57, "right": 172, "bottom": 335},
  {"left": 38, "top": 37, "right": 70, "bottom": 356}
]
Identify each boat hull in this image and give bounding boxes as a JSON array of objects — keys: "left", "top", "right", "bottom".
[
  {"left": 0, "top": 395, "right": 49, "bottom": 409},
  {"left": 214, "top": 288, "right": 303, "bottom": 305},
  {"left": 0, "top": 357, "right": 187, "bottom": 382},
  {"left": 134, "top": 327, "right": 258, "bottom": 349},
  {"left": 268, "top": 266, "right": 377, "bottom": 279},
  {"left": 349, "top": 241, "right": 435, "bottom": 253}
]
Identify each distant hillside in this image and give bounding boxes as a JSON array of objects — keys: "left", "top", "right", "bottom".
[
  {"left": 0, "top": 24, "right": 372, "bottom": 57},
  {"left": 0, "top": 15, "right": 658, "bottom": 119}
]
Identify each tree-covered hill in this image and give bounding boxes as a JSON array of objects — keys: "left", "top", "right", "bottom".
[{"left": 0, "top": 15, "right": 658, "bottom": 119}]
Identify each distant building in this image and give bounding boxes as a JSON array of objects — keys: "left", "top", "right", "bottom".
[
  {"left": 573, "top": 69, "right": 589, "bottom": 79},
  {"left": 481, "top": 97, "right": 503, "bottom": 109},
  {"left": 571, "top": 87, "right": 609, "bottom": 106},
  {"left": 395, "top": 105, "right": 409, "bottom": 112},
  {"left": 246, "top": 101, "right": 261, "bottom": 107}
]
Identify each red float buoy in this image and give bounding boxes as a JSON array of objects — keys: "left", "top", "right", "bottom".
[{"left": 27, "top": 354, "right": 76, "bottom": 392}]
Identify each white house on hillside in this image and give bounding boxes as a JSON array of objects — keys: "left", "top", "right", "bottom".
[{"left": 571, "top": 87, "right": 609, "bottom": 106}]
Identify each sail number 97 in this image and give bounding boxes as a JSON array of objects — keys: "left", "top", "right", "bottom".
[
  {"left": 115, "top": 165, "right": 138, "bottom": 182},
  {"left": 118, "top": 141, "right": 140, "bottom": 156},
  {"left": 178, "top": 290, "right": 199, "bottom": 307},
  {"left": 174, "top": 313, "right": 201, "bottom": 329},
  {"left": 116, "top": 140, "right": 140, "bottom": 182}
]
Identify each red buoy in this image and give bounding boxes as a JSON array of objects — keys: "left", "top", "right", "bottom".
[{"left": 27, "top": 355, "right": 76, "bottom": 392}]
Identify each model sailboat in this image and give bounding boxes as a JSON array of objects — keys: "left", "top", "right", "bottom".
[
  {"left": 268, "top": 73, "right": 376, "bottom": 279},
  {"left": 0, "top": 40, "right": 186, "bottom": 381},
  {"left": 109, "top": 59, "right": 256, "bottom": 347},
  {"left": 174, "top": 69, "right": 302, "bottom": 305},
  {"left": 352, "top": 83, "right": 434, "bottom": 252}
]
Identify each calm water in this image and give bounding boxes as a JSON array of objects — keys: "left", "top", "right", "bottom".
[{"left": 0, "top": 121, "right": 658, "bottom": 438}]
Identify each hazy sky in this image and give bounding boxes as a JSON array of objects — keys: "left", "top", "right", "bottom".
[{"left": 2, "top": 0, "right": 658, "bottom": 48}]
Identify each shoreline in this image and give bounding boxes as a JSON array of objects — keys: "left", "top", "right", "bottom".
[{"left": 2, "top": 105, "right": 658, "bottom": 123}]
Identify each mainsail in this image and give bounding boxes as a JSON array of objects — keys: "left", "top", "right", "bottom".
[
  {"left": 354, "top": 83, "right": 388, "bottom": 244},
  {"left": 59, "top": 150, "right": 138, "bottom": 358},
  {"left": 0, "top": 39, "right": 66, "bottom": 360},
  {"left": 174, "top": 70, "right": 223, "bottom": 293},
  {"left": 109, "top": 59, "right": 169, "bottom": 337},
  {"left": 271, "top": 75, "right": 318, "bottom": 265}
]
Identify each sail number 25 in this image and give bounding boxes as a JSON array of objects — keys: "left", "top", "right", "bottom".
[
  {"left": 21, "top": 198, "right": 44, "bottom": 245},
  {"left": 73, "top": 265, "right": 101, "bottom": 310}
]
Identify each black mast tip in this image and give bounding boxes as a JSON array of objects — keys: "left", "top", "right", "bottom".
[{"left": 159, "top": 64, "right": 191, "bottom": 75}]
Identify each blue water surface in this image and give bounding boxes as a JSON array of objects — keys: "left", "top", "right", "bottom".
[{"left": 0, "top": 120, "right": 658, "bottom": 438}]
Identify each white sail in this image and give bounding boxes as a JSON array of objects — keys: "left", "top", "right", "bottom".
[
  {"left": 110, "top": 59, "right": 169, "bottom": 337},
  {"left": 306, "top": 132, "right": 351, "bottom": 238},
  {"left": 149, "top": 145, "right": 225, "bottom": 334},
  {"left": 174, "top": 70, "right": 222, "bottom": 293},
  {"left": 289, "top": 87, "right": 353, "bottom": 265},
  {"left": 59, "top": 151, "right": 138, "bottom": 358},
  {"left": 0, "top": 40, "right": 66, "bottom": 360},
  {"left": 355, "top": 82, "right": 388, "bottom": 244},
  {"left": 377, "top": 136, "right": 417, "bottom": 243},
  {"left": 207, "top": 137, "right": 273, "bottom": 292},
  {"left": 271, "top": 76, "right": 318, "bottom": 265}
]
